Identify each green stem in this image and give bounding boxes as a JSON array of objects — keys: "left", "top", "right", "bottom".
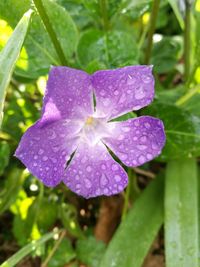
[
  {"left": 176, "top": 84, "right": 200, "bottom": 106},
  {"left": 184, "top": 0, "right": 191, "bottom": 83},
  {"left": 99, "top": 0, "right": 109, "bottom": 32},
  {"left": 144, "top": 0, "right": 160, "bottom": 64},
  {"left": 122, "top": 169, "right": 132, "bottom": 221},
  {"left": 33, "top": 0, "right": 67, "bottom": 65}
]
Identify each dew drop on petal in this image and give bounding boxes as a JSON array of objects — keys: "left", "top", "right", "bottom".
[
  {"left": 147, "top": 153, "right": 153, "bottom": 160},
  {"left": 138, "top": 155, "right": 146, "bottom": 164},
  {"left": 75, "top": 174, "right": 80, "bottom": 180},
  {"left": 118, "top": 134, "right": 124, "bottom": 141},
  {"left": 135, "top": 87, "right": 146, "bottom": 100},
  {"left": 38, "top": 149, "right": 44, "bottom": 155},
  {"left": 85, "top": 178, "right": 92, "bottom": 189},
  {"left": 42, "top": 156, "right": 48, "bottom": 161},
  {"left": 34, "top": 155, "right": 38, "bottom": 160},
  {"left": 144, "top": 122, "right": 151, "bottom": 129},
  {"left": 112, "top": 164, "right": 119, "bottom": 171},
  {"left": 33, "top": 162, "right": 37, "bottom": 167},
  {"left": 100, "top": 174, "right": 109, "bottom": 186},
  {"left": 152, "top": 142, "right": 159, "bottom": 150},
  {"left": 114, "top": 175, "right": 121, "bottom": 182},
  {"left": 114, "top": 90, "right": 119, "bottom": 96},
  {"left": 118, "top": 185, "right": 123, "bottom": 191},
  {"left": 86, "top": 165, "right": 92, "bottom": 172},
  {"left": 122, "top": 127, "right": 130, "bottom": 133},
  {"left": 101, "top": 164, "right": 106, "bottom": 170},
  {"left": 140, "top": 135, "right": 147, "bottom": 142},
  {"left": 137, "top": 144, "right": 147, "bottom": 150}
]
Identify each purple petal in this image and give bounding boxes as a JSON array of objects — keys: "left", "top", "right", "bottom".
[
  {"left": 102, "top": 116, "right": 166, "bottom": 167},
  {"left": 15, "top": 119, "right": 81, "bottom": 187},
  {"left": 91, "top": 65, "right": 154, "bottom": 119},
  {"left": 63, "top": 142, "right": 128, "bottom": 198},
  {"left": 41, "top": 66, "right": 93, "bottom": 123}
]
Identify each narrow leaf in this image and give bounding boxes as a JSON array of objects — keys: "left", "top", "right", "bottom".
[
  {"left": 0, "top": 9, "right": 32, "bottom": 126},
  {"left": 100, "top": 176, "right": 164, "bottom": 267},
  {"left": 165, "top": 159, "right": 198, "bottom": 267},
  {"left": 0, "top": 230, "right": 59, "bottom": 267}
]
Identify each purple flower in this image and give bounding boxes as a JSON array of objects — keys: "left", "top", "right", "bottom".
[{"left": 15, "top": 66, "right": 165, "bottom": 198}]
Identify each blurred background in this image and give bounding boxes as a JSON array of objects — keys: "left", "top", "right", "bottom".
[{"left": 0, "top": 0, "right": 200, "bottom": 266}]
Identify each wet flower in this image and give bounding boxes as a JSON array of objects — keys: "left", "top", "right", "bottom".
[{"left": 15, "top": 66, "right": 165, "bottom": 198}]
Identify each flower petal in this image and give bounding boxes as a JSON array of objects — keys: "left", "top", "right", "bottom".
[
  {"left": 63, "top": 142, "right": 128, "bottom": 198},
  {"left": 102, "top": 116, "right": 166, "bottom": 167},
  {"left": 15, "top": 119, "right": 81, "bottom": 187},
  {"left": 91, "top": 65, "right": 154, "bottom": 119},
  {"left": 41, "top": 66, "right": 93, "bottom": 123}
]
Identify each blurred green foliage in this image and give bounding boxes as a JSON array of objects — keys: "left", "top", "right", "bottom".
[{"left": 0, "top": 0, "right": 200, "bottom": 267}]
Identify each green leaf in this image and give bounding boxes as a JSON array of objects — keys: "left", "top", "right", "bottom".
[
  {"left": 143, "top": 102, "right": 200, "bottom": 160},
  {"left": 168, "top": 0, "right": 184, "bottom": 29},
  {"left": 99, "top": 175, "right": 164, "bottom": 267},
  {"left": 165, "top": 159, "right": 199, "bottom": 267},
  {"left": 48, "top": 238, "right": 76, "bottom": 267},
  {"left": 59, "top": 203, "right": 84, "bottom": 238},
  {"left": 76, "top": 236, "right": 106, "bottom": 267},
  {"left": 0, "top": 0, "right": 78, "bottom": 79},
  {"left": 0, "top": 9, "right": 32, "bottom": 126},
  {"left": 0, "top": 141, "right": 10, "bottom": 175},
  {"left": 0, "top": 230, "right": 59, "bottom": 267},
  {"left": 0, "top": 168, "right": 23, "bottom": 214},
  {"left": 151, "top": 36, "right": 183, "bottom": 74},
  {"left": 77, "top": 29, "right": 139, "bottom": 68}
]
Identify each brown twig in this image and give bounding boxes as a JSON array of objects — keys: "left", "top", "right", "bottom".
[{"left": 133, "top": 167, "right": 156, "bottom": 179}]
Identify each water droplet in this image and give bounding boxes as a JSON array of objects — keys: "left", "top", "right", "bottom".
[
  {"left": 48, "top": 130, "right": 57, "bottom": 140},
  {"left": 122, "top": 127, "right": 130, "bottom": 133},
  {"left": 127, "top": 89, "right": 132, "bottom": 94},
  {"left": 127, "top": 75, "right": 136, "bottom": 85},
  {"left": 101, "top": 164, "right": 106, "bottom": 170},
  {"left": 114, "top": 175, "right": 121, "bottom": 182},
  {"left": 135, "top": 87, "right": 146, "bottom": 100},
  {"left": 144, "top": 122, "right": 151, "bottom": 129},
  {"left": 75, "top": 174, "right": 80, "bottom": 180},
  {"left": 118, "top": 134, "right": 124, "bottom": 141},
  {"left": 138, "top": 155, "right": 146, "bottom": 164},
  {"left": 137, "top": 144, "right": 147, "bottom": 150},
  {"left": 76, "top": 183, "right": 81, "bottom": 189},
  {"left": 147, "top": 153, "right": 152, "bottom": 160},
  {"left": 46, "top": 167, "right": 49, "bottom": 171},
  {"left": 100, "top": 90, "right": 106, "bottom": 96},
  {"left": 52, "top": 146, "right": 60, "bottom": 153},
  {"left": 42, "top": 156, "right": 48, "bottom": 161},
  {"left": 118, "top": 185, "right": 123, "bottom": 191},
  {"left": 100, "top": 174, "right": 109, "bottom": 186},
  {"left": 34, "top": 155, "right": 38, "bottom": 160},
  {"left": 85, "top": 178, "right": 92, "bottom": 188},
  {"left": 34, "top": 136, "right": 40, "bottom": 141},
  {"left": 54, "top": 167, "right": 57, "bottom": 171},
  {"left": 86, "top": 165, "right": 92, "bottom": 172},
  {"left": 112, "top": 164, "right": 119, "bottom": 171},
  {"left": 114, "top": 90, "right": 119, "bottom": 96},
  {"left": 120, "top": 153, "right": 127, "bottom": 160},
  {"left": 141, "top": 74, "right": 152, "bottom": 83},
  {"left": 139, "top": 135, "right": 147, "bottom": 142},
  {"left": 119, "top": 94, "right": 126, "bottom": 104},
  {"left": 51, "top": 158, "right": 57, "bottom": 163},
  {"left": 38, "top": 149, "right": 44, "bottom": 155},
  {"left": 134, "top": 120, "right": 140, "bottom": 127},
  {"left": 102, "top": 98, "right": 110, "bottom": 106},
  {"left": 81, "top": 156, "right": 87, "bottom": 163},
  {"left": 152, "top": 142, "right": 159, "bottom": 150},
  {"left": 33, "top": 162, "right": 37, "bottom": 167},
  {"left": 133, "top": 136, "right": 138, "bottom": 141}
]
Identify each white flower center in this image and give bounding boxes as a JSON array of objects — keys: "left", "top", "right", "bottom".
[{"left": 79, "top": 115, "right": 110, "bottom": 146}]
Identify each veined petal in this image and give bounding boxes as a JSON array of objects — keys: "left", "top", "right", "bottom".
[
  {"left": 91, "top": 65, "right": 154, "bottom": 119},
  {"left": 15, "top": 119, "right": 81, "bottom": 186},
  {"left": 102, "top": 116, "right": 166, "bottom": 167},
  {"left": 63, "top": 142, "right": 128, "bottom": 198},
  {"left": 41, "top": 66, "right": 94, "bottom": 123}
]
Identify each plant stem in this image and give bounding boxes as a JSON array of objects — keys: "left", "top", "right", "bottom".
[
  {"left": 99, "top": 0, "right": 109, "bottom": 32},
  {"left": 41, "top": 230, "right": 66, "bottom": 267},
  {"left": 122, "top": 169, "right": 132, "bottom": 221},
  {"left": 144, "top": 0, "right": 160, "bottom": 64},
  {"left": 184, "top": 0, "right": 191, "bottom": 83},
  {"left": 33, "top": 0, "right": 67, "bottom": 65},
  {"left": 176, "top": 84, "right": 200, "bottom": 106}
]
